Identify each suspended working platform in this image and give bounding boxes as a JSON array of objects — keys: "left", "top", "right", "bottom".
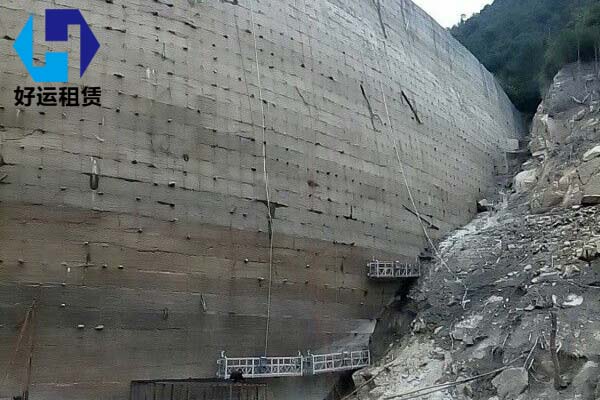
[
  {"left": 216, "top": 350, "right": 370, "bottom": 379},
  {"left": 311, "top": 350, "right": 371, "bottom": 374},
  {"left": 217, "top": 354, "right": 305, "bottom": 379},
  {"left": 367, "top": 260, "right": 421, "bottom": 280}
]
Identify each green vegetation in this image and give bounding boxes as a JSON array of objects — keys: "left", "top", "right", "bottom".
[{"left": 451, "top": 0, "right": 600, "bottom": 116}]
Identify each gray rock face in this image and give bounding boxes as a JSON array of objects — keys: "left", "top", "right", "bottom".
[
  {"left": 492, "top": 367, "right": 529, "bottom": 400},
  {"left": 581, "top": 195, "right": 600, "bottom": 206},
  {"left": 523, "top": 63, "right": 600, "bottom": 211},
  {"left": 583, "top": 146, "right": 600, "bottom": 162},
  {"left": 573, "top": 361, "right": 599, "bottom": 400}
]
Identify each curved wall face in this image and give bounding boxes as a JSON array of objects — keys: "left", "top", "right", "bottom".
[{"left": 0, "top": 0, "right": 522, "bottom": 399}]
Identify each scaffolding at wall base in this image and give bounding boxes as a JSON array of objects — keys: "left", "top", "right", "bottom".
[{"left": 216, "top": 349, "right": 370, "bottom": 379}]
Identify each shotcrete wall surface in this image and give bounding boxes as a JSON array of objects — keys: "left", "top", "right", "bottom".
[{"left": 0, "top": 0, "right": 523, "bottom": 399}]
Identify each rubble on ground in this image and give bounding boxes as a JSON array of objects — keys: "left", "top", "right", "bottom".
[
  {"left": 352, "top": 202, "right": 600, "bottom": 400},
  {"left": 351, "top": 63, "right": 600, "bottom": 400}
]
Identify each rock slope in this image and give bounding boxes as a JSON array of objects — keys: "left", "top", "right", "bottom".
[
  {"left": 352, "top": 63, "right": 600, "bottom": 400},
  {"left": 522, "top": 62, "right": 600, "bottom": 211}
]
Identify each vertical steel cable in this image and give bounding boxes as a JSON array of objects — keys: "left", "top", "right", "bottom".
[{"left": 248, "top": 0, "right": 275, "bottom": 356}]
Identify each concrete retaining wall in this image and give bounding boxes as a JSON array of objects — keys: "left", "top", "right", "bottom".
[{"left": 0, "top": 0, "right": 523, "bottom": 399}]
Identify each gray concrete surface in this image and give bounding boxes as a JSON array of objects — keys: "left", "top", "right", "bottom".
[{"left": 0, "top": 0, "right": 523, "bottom": 399}]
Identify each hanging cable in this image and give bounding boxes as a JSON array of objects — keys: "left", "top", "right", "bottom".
[
  {"left": 1, "top": 301, "right": 35, "bottom": 389},
  {"left": 248, "top": 0, "right": 275, "bottom": 357},
  {"left": 23, "top": 302, "right": 36, "bottom": 399},
  {"left": 379, "top": 75, "right": 469, "bottom": 308}
]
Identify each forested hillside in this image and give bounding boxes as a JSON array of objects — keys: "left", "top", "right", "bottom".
[{"left": 451, "top": 0, "right": 600, "bottom": 116}]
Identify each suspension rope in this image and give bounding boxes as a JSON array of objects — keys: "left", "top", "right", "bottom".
[
  {"left": 248, "top": 0, "right": 275, "bottom": 357},
  {"left": 23, "top": 302, "right": 36, "bottom": 398},
  {"left": 379, "top": 64, "right": 469, "bottom": 308},
  {"left": 1, "top": 301, "right": 35, "bottom": 388}
]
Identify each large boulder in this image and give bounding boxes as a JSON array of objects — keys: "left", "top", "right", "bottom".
[
  {"left": 530, "top": 186, "right": 564, "bottom": 212},
  {"left": 573, "top": 361, "right": 599, "bottom": 400},
  {"left": 352, "top": 369, "right": 376, "bottom": 396},
  {"left": 582, "top": 173, "right": 600, "bottom": 205},
  {"left": 514, "top": 170, "right": 538, "bottom": 193},
  {"left": 579, "top": 156, "right": 600, "bottom": 182},
  {"left": 583, "top": 145, "right": 600, "bottom": 162},
  {"left": 581, "top": 195, "right": 600, "bottom": 206},
  {"left": 492, "top": 367, "right": 529, "bottom": 399}
]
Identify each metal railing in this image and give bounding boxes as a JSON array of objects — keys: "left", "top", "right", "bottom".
[
  {"left": 367, "top": 260, "right": 420, "bottom": 279},
  {"left": 217, "top": 353, "right": 304, "bottom": 379},
  {"left": 310, "top": 350, "right": 371, "bottom": 374},
  {"left": 217, "top": 349, "right": 370, "bottom": 379}
]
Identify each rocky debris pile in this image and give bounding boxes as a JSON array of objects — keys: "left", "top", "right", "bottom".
[
  {"left": 351, "top": 201, "right": 600, "bottom": 400},
  {"left": 352, "top": 339, "right": 454, "bottom": 400},
  {"left": 350, "top": 65, "right": 600, "bottom": 400}
]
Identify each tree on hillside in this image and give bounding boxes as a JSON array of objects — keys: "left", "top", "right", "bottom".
[
  {"left": 451, "top": 0, "right": 598, "bottom": 117},
  {"left": 544, "top": 3, "right": 600, "bottom": 81}
]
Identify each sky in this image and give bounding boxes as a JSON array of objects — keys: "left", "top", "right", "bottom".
[{"left": 412, "top": 0, "right": 494, "bottom": 28}]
